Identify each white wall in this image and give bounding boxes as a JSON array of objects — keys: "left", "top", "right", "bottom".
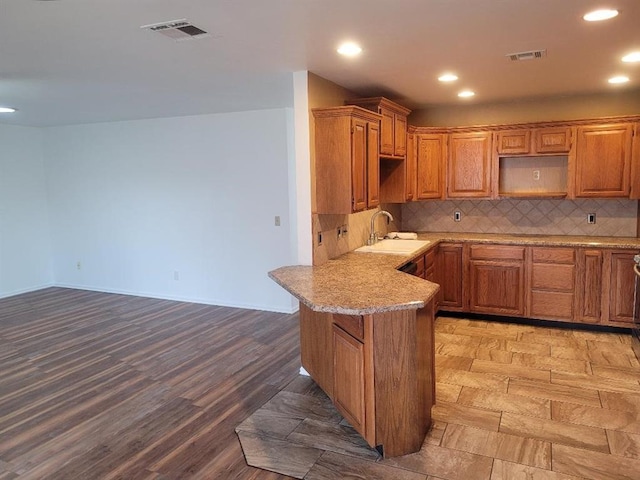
[
  {"left": 44, "top": 109, "right": 297, "bottom": 312},
  {"left": 0, "top": 125, "right": 53, "bottom": 297}
]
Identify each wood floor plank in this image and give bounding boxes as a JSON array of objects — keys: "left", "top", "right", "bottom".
[
  {"left": 3, "top": 289, "right": 639, "bottom": 479},
  {"left": 0, "top": 287, "right": 300, "bottom": 479}
]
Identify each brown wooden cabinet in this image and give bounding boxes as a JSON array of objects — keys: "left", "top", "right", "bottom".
[
  {"left": 630, "top": 123, "right": 640, "bottom": 199},
  {"left": 469, "top": 245, "right": 525, "bottom": 315},
  {"left": 575, "top": 249, "right": 603, "bottom": 324},
  {"left": 313, "top": 106, "right": 382, "bottom": 214},
  {"left": 346, "top": 97, "right": 411, "bottom": 159},
  {"left": 575, "top": 123, "right": 633, "bottom": 197},
  {"left": 299, "top": 303, "right": 435, "bottom": 458},
  {"left": 405, "top": 132, "right": 417, "bottom": 201},
  {"left": 416, "top": 133, "right": 446, "bottom": 199},
  {"left": 528, "top": 247, "right": 575, "bottom": 321},
  {"left": 603, "top": 250, "right": 637, "bottom": 324},
  {"left": 436, "top": 243, "right": 464, "bottom": 310},
  {"left": 332, "top": 322, "right": 369, "bottom": 440},
  {"left": 534, "top": 127, "right": 573, "bottom": 154},
  {"left": 379, "top": 131, "right": 415, "bottom": 203},
  {"left": 447, "top": 131, "right": 492, "bottom": 198},
  {"left": 496, "top": 127, "right": 572, "bottom": 155}
]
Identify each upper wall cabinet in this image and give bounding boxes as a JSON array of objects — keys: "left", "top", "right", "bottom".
[
  {"left": 575, "top": 123, "right": 633, "bottom": 198},
  {"left": 447, "top": 131, "right": 492, "bottom": 198},
  {"left": 346, "top": 97, "right": 411, "bottom": 159},
  {"left": 496, "top": 127, "right": 572, "bottom": 155},
  {"left": 630, "top": 123, "right": 640, "bottom": 199},
  {"left": 313, "top": 106, "right": 382, "bottom": 214},
  {"left": 416, "top": 133, "right": 446, "bottom": 199}
]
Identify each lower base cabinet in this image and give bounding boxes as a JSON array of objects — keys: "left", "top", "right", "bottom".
[
  {"left": 436, "top": 243, "right": 464, "bottom": 309},
  {"left": 332, "top": 324, "right": 368, "bottom": 439},
  {"left": 435, "top": 242, "right": 637, "bottom": 329},
  {"left": 300, "top": 302, "right": 435, "bottom": 458},
  {"left": 605, "top": 250, "right": 637, "bottom": 324},
  {"left": 468, "top": 245, "right": 525, "bottom": 316},
  {"left": 528, "top": 247, "right": 576, "bottom": 321}
]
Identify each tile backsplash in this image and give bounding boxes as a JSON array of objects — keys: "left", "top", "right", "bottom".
[
  {"left": 402, "top": 199, "right": 638, "bottom": 237},
  {"left": 313, "top": 204, "right": 402, "bottom": 265}
]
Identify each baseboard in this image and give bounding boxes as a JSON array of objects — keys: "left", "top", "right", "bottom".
[
  {"left": 52, "top": 283, "right": 299, "bottom": 314},
  {"left": 0, "top": 283, "right": 55, "bottom": 300}
]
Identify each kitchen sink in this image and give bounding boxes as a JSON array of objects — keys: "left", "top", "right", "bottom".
[{"left": 354, "top": 239, "right": 431, "bottom": 255}]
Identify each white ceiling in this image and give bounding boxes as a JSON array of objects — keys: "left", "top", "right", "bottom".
[{"left": 2, "top": 0, "right": 639, "bottom": 127}]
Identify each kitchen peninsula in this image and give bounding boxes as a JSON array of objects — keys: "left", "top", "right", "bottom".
[
  {"left": 269, "top": 245, "right": 438, "bottom": 458},
  {"left": 269, "top": 232, "right": 640, "bottom": 457}
]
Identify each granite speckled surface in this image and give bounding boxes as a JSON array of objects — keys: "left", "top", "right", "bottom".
[{"left": 269, "top": 233, "right": 640, "bottom": 315}]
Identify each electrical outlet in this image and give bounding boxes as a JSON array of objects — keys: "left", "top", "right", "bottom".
[
  {"left": 274, "top": 215, "right": 281, "bottom": 227},
  {"left": 454, "top": 211, "right": 462, "bottom": 222},
  {"left": 533, "top": 170, "right": 540, "bottom": 181},
  {"left": 587, "top": 213, "right": 596, "bottom": 224},
  {"left": 76, "top": 261, "right": 81, "bottom": 270}
]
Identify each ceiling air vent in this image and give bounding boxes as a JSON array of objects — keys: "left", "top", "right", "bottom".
[
  {"left": 506, "top": 49, "right": 547, "bottom": 61},
  {"left": 141, "top": 19, "right": 209, "bottom": 41}
]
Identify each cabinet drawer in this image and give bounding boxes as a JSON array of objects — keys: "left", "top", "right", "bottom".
[
  {"left": 532, "top": 247, "right": 575, "bottom": 264},
  {"left": 530, "top": 291, "right": 574, "bottom": 320},
  {"left": 470, "top": 245, "right": 525, "bottom": 261},
  {"left": 333, "top": 314, "right": 364, "bottom": 342},
  {"left": 532, "top": 263, "right": 575, "bottom": 291}
]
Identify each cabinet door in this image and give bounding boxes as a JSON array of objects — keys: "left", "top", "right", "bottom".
[
  {"left": 469, "top": 260, "right": 525, "bottom": 315},
  {"left": 367, "top": 122, "right": 380, "bottom": 208},
  {"left": 630, "top": 123, "right": 640, "bottom": 199},
  {"left": 496, "top": 129, "right": 531, "bottom": 155},
  {"left": 534, "top": 127, "right": 572, "bottom": 153},
  {"left": 405, "top": 132, "right": 416, "bottom": 201},
  {"left": 608, "top": 251, "right": 636, "bottom": 324},
  {"left": 576, "top": 249, "right": 602, "bottom": 324},
  {"left": 448, "top": 132, "right": 492, "bottom": 198},
  {"left": 575, "top": 124, "right": 632, "bottom": 197},
  {"left": 333, "top": 325, "right": 366, "bottom": 435},
  {"left": 351, "top": 119, "right": 368, "bottom": 211},
  {"left": 379, "top": 108, "right": 395, "bottom": 156},
  {"left": 437, "top": 243, "right": 464, "bottom": 309},
  {"left": 416, "top": 134, "right": 445, "bottom": 199},
  {"left": 394, "top": 115, "right": 407, "bottom": 156}
]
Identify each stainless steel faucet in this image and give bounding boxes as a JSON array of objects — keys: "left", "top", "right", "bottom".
[{"left": 368, "top": 210, "right": 394, "bottom": 245}]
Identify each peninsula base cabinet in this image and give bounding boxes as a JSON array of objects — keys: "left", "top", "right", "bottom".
[{"left": 299, "top": 303, "right": 435, "bottom": 458}]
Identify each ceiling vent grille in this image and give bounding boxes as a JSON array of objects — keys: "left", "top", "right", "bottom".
[
  {"left": 506, "top": 49, "right": 547, "bottom": 61},
  {"left": 141, "top": 19, "right": 209, "bottom": 41}
]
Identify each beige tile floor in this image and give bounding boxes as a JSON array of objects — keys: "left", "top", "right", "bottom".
[{"left": 238, "top": 316, "right": 640, "bottom": 479}]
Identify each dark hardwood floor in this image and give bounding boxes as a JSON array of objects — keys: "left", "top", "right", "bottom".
[{"left": 0, "top": 287, "right": 300, "bottom": 479}]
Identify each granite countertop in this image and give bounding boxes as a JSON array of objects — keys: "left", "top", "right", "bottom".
[{"left": 269, "top": 232, "right": 640, "bottom": 316}]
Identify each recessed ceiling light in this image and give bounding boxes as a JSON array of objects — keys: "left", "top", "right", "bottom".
[
  {"left": 622, "top": 52, "right": 640, "bottom": 63},
  {"left": 438, "top": 73, "right": 458, "bottom": 82},
  {"left": 608, "top": 75, "right": 630, "bottom": 84},
  {"left": 0, "top": 107, "right": 16, "bottom": 113},
  {"left": 337, "top": 42, "right": 362, "bottom": 57},
  {"left": 458, "top": 90, "right": 475, "bottom": 98},
  {"left": 583, "top": 9, "right": 619, "bottom": 21}
]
